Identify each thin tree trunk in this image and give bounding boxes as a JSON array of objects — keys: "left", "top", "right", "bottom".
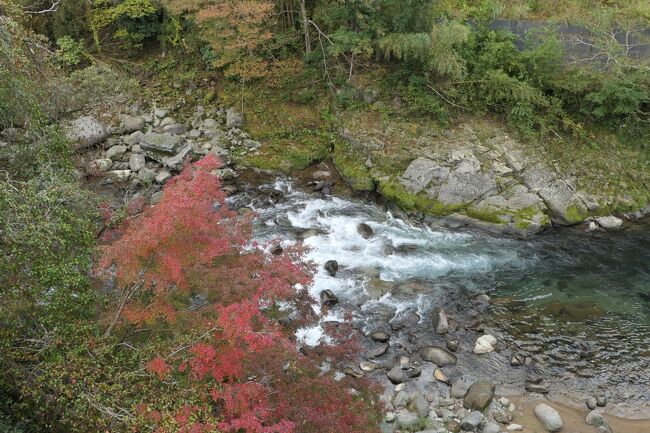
[{"left": 300, "top": 0, "right": 311, "bottom": 54}]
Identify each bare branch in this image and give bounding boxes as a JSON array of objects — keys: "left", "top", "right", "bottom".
[{"left": 23, "top": 0, "right": 61, "bottom": 14}]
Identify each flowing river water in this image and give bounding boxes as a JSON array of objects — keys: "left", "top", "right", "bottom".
[{"left": 233, "top": 176, "right": 650, "bottom": 421}]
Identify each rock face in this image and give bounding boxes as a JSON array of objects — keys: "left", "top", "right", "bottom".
[
  {"left": 534, "top": 403, "right": 563, "bottom": 432},
  {"left": 464, "top": 380, "right": 495, "bottom": 411},
  {"left": 418, "top": 346, "right": 457, "bottom": 366},
  {"left": 67, "top": 116, "right": 108, "bottom": 149}
]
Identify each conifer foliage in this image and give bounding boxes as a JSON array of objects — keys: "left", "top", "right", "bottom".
[{"left": 99, "top": 154, "right": 381, "bottom": 433}]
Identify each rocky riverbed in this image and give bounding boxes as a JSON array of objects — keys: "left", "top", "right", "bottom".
[{"left": 70, "top": 102, "right": 650, "bottom": 433}]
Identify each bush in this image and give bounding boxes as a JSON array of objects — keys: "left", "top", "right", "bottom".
[{"left": 55, "top": 36, "right": 88, "bottom": 69}]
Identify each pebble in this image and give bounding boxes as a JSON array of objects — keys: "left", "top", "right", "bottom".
[
  {"left": 481, "top": 422, "right": 502, "bottom": 433},
  {"left": 434, "top": 367, "right": 450, "bottom": 384},
  {"left": 446, "top": 339, "right": 459, "bottom": 352},
  {"left": 396, "top": 412, "right": 418, "bottom": 427}
]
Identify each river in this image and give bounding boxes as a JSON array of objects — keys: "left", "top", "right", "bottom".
[{"left": 234, "top": 176, "right": 650, "bottom": 420}]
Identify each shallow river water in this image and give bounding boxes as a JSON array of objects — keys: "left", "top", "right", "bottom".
[{"left": 238, "top": 179, "right": 650, "bottom": 417}]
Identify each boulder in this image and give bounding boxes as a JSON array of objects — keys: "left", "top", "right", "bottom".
[
  {"left": 106, "top": 145, "right": 127, "bottom": 161},
  {"left": 160, "top": 117, "right": 176, "bottom": 128},
  {"left": 226, "top": 107, "right": 244, "bottom": 128},
  {"left": 534, "top": 403, "right": 563, "bottom": 432},
  {"left": 596, "top": 216, "right": 623, "bottom": 229},
  {"left": 137, "top": 167, "right": 157, "bottom": 183},
  {"left": 585, "top": 410, "right": 606, "bottom": 427},
  {"left": 87, "top": 158, "right": 112, "bottom": 173},
  {"left": 369, "top": 331, "right": 390, "bottom": 343},
  {"left": 125, "top": 130, "right": 144, "bottom": 146},
  {"left": 324, "top": 260, "right": 339, "bottom": 277},
  {"left": 418, "top": 346, "right": 457, "bottom": 366},
  {"left": 141, "top": 132, "right": 184, "bottom": 155},
  {"left": 474, "top": 335, "right": 497, "bottom": 354},
  {"left": 386, "top": 365, "right": 407, "bottom": 384},
  {"left": 154, "top": 108, "right": 169, "bottom": 119},
  {"left": 156, "top": 170, "right": 172, "bottom": 184},
  {"left": 464, "top": 380, "right": 495, "bottom": 411},
  {"left": 129, "top": 154, "right": 146, "bottom": 172},
  {"left": 123, "top": 115, "right": 145, "bottom": 133},
  {"left": 395, "top": 412, "right": 418, "bottom": 428},
  {"left": 481, "top": 422, "right": 502, "bottom": 433},
  {"left": 162, "top": 123, "right": 187, "bottom": 135},
  {"left": 357, "top": 223, "right": 374, "bottom": 239},
  {"left": 431, "top": 307, "right": 449, "bottom": 334},
  {"left": 460, "top": 411, "right": 484, "bottom": 431},
  {"left": 320, "top": 289, "right": 338, "bottom": 306},
  {"left": 242, "top": 139, "right": 261, "bottom": 149},
  {"left": 586, "top": 397, "right": 597, "bottom": 410},
  {"left": 106, "top": 170, "right": 131, "bottom": 182},
  {"left": 161, "top": 144, "right": 193, "bottom": 171},
  {"left": 451, "top": 378, "right": 471, "bottom": 398},
  {"left": 67, "top": 116, "right": 108, "bottom": 149}
]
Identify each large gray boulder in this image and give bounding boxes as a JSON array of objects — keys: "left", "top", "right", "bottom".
[
  {"left": 418, "top": 346, "right": 457, "bottom": 366},
  {"left": 226, "top": 107, "right": 244, "bottom": 128},
  {"left": 122, "top": 115, "right": 145, "bottom": 133},
  {"left": 534, "top": 403, "right": 563, "bottom": 432},
  {"left": 141, "top": 132, "right": 184, "bottom": 155},
  {"left": 67, "top": 116, "right": 108, "bottom": 149},
  {"left": 464, "top": 380, "right": 495, "bottom": 411},
  {"left": 460, "top": 411, "right": 484, "bottom": 431},
  {"left": 162, "top": 144, "right": 193, "bottom": 171}
]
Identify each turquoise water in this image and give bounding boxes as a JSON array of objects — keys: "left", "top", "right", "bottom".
[{"left": 246, "top": 181, "right": 650, "bottom": 406}]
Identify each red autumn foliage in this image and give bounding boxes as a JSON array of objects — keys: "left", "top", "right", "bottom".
[{"left": 100, "top": 155, "right": 382, "bottom": 433}]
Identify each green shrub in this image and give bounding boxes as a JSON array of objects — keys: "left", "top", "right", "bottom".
[{"left": 55, "top": 36, "right": 88, "bottom": 69}]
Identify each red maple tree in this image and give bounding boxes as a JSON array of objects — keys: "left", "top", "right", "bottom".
[{"left": 100, "top": 154, "right": 381, "bottom": 433}]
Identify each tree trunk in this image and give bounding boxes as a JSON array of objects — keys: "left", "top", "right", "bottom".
[{"left": 300, "top": 0, "right": 311, "bottom": 54}]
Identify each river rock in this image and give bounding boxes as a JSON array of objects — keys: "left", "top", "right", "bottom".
[
  {"left": 596, "top": 216, "right": 623, "bottom": 229},
  {"left": 418, "top": 346, "right": 457, "bottom": 366},
  {"left": 162, "top": 123, "right": 186, "bottom": 135},
  {"left": 106, "top": 145, "right": 127, "bottom": 161},
  {"left": 67, "top": 115, "right": 108, "bottom": 149},
  {"left": 137, "top": 167, "right": 157, "bottom": 183},
  {"left": 387, "top": 366, "right": 407, "bottom": 384},
  {"left": 506, "top": 424, "right": 523, "bottom": 431},
  {"left": 396, "top": 412, "right": 418, "bottom": 427},
  {"left": 510, "top": 353, "right": 525, "bottom": 366},
  {"left": 434, "top": 367, "right": 450, "bottom": 384},
  {"left": 596, "top": 394, "right": 607, "bottom": 407},
  {"left": 461, "top": 411, "right": 484, "bottom": 431},
  {"left": 451, "top": 378, "right": 471, "bottom": 398},
  {"left": 123, "top": 115, "right": 145, "bottom": 133},
  {"left": 226, "top": 107, "right": 244, "bottom": 128},
  {"left": 129, "top": 153, "right": 146, "bottom": 171},
  {"left": 431, "top": 307, "right": 449, "bottom": 334},
  {"left": 585, "top": 410, "right": 606, "bottom": 427},
  {"left": 359, "top": 361, "right": 378, "bottom": 372},
  {"left": 525, "top": 378, "right": 549, "bottom": 394},
  {"left": 156, "top": 170, "right": 171, "bottom": 184},
  {"left": 141, "top": 132, "right": 184, "bottom": 155},
  {"left": 106, "top": 170, "right": 131, "bottom": 182},
  {"left": 320, "top": 289, "right": 338, "bottom": 306},
  {"left": 161, "top": 144, "right": 192, "bottom": 170},
  {"left": 324, "top": 260, "right": 339, "bottom": 276},
  {"left": 586, "top": 396, "right": 597, "bottom": 410},
  {"left": 367, "top": 343, "right": 389, "bottom": 358},
  {"left": 464, "top": 380, "right": 495, "bottom": 411},
  {"left": 474, "top": 335, "right": 497, "bottom": 354},
  {"left": 357, "top": 222, "right": 374, "bottom": 239},
  {"left": 534, "top": 403, "right": 563, "bottom": 432},
  {"left": 88, "top": 158, "right": 112, "bottom": 172},
  {"left": 447, "top": 339, "right": 459, "bottom": 352},
  {"left": 481, "top": 422, "right": 502, "bottom": 433},
  {"left": 370, "top": 331, "right": 390, "bottom": 343}
]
